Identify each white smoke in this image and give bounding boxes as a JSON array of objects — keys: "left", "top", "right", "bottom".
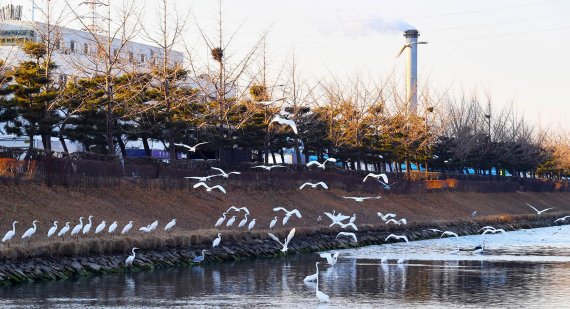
[
  {"left": 363, "top": 16, "right": 415, "bottom": 34},
  {"left": 315, "top": 14, "right": 415, "bottom": 36}
]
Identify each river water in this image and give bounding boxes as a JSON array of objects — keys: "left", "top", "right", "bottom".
[{"left": 1, "top": 225, "right": 570, "bottom": 308}]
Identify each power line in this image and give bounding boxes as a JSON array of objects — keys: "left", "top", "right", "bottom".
[{"left": 436, "top": 24, "right": 570, "bottom": 43}]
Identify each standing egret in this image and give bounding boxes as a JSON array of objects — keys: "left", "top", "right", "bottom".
[
  {"left": 269, "top": 216, "right": 278, "bottom": 229},
  {"left": 193, "top": 249, "right": 208, "bottom": 264},
  {"left": 21, "top": 220, "right": 39, "bottom": 242},
  {"left": 82, "top": 215, "right": 93, "bottom": 235},
  {"left": 164, "top": 219, "right": 176, "bottom": 235},
  {"left": 57, "top": 222, "right": 70, "bottom": 240},
  {"left": 212, "top": 233, "right": 221, "bottom": 248},
  {"left": 315, "top": 262, "right": 330, "bottom": 303},
  {"left": 215, "top": 213, "right": 227, "bottom": 227},
  {"left": 121, "top": 221, "right": 133, "bottom": 235},
  {"left": 226, "top": 216, "right": 236, "bottom": 227},
  {"left": 320, "top": 252, "right": 340, "bottom": 266},
  {"left": 2, "top": 221, "right": 17, "bottom": 245},
  {"left": 108, "top": 221, "right": 118, "bottom": 235},
  {"left": 47, "top": 221, "right": 58, "bottom": 238},
  {"left": 238, "top": 214, "right": 249, "bottom": 228},
  {"left": 349, "top": 214, "right": 356, "bottom": 224},
  {"left": 248, "top": 218, "right": 256, "bottom": 230},
  {"left": 125, "top": 248, "right": 139, "bottom": 266},
  {"left": 70, "top": 217, "right": 84, "bottom": 239},
  {"left": 149, "top": 220, "right": 159, "bottom": 232},
  {"left": 267, "top": 228, "right": 296, "bottom": 253},
  {"left": 95, "top": 221, "right": 106, "bottom": 234}
]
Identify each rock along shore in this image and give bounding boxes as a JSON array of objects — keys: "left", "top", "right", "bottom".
[{"left": 0, "top": 214, "right": 566, "bottom": 286}]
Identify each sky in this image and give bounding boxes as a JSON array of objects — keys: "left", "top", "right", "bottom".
[{"left": 15, "top": 0, "right": 570, "bottom": 130}]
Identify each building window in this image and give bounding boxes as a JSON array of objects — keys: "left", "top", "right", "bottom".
[
  {"left": 128, "top": 52, "right": 134, "bottom": 63},
  {"left": 55, "top": 39, "right": 61, "bottom": 50},
  {"left": 59, "top": 74, "right": 68, "bottom": 87},
  {"left": 83, "top": 43, "right": 89, "bottom": 54},
  {"left": 69, "top": 40, "right": 75, "bottom": 52},
  {"left": 140, "top": 54, "right": 146, "bottom": 63}
]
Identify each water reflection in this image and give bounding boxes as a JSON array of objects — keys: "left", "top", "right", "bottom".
[{"left": 1, "top": 225, "right": 570, "bottom": 308}]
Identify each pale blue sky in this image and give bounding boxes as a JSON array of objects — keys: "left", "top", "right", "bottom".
[{"left": 20, "top": 0, "right": 570, "bottom": 129}]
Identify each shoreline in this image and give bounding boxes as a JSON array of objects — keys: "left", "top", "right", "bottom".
[{"left": 1, "top": 213, "right": 567, "bottom": 286}]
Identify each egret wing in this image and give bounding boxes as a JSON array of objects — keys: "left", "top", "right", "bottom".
[{"left": 267, "top": 233, "right": 283, "bottom": 246}]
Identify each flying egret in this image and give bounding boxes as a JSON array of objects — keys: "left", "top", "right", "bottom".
[
  {"left": 525, "top": 202, "right": 554, "bottom": 215},
  {"left": 82, "top": 215, "right": 93, "bottom": 235},
  {"left": 269, "top": 216, "right": 278, "bottom": 229},
  {"left": 211, "top": 167, "right": 241, "bottom": 179},
  {"left": 320, "top": 252, "right": 340, "bottom": 266},
  {"left": 336, "top": 232, "right": 357, "bottom": 243},
  {"left": 424, "top": 228, "right": 442, "bottom": 233},
  {"left": 108, "top": 221, "right": 118, "bottom": 235},
  {"left": 363, "top": 173, "right": 388, "bottom": 183},
  {"left": 193, "top": 182, "right": 227, "bottom": 194},
  {"left": 125, "top": 247, "right": 139, "bottom": 266},
  {"left": 184, "top": 175, "right": 220, "bottom": 182},
  {"left": 343, "top": 196, "right": 381, "bottom": 202},
  {"left": 149, "top": 220, "right": 159, "bottom": 232},
  {"left": 330, "top": 221, "right": 358, "bottom": 231},
  {"left": 238, "top": 214, "right": 249, "bottom": 228},
  {"left": 22, "top": 220, "right": 39, "bottom": 241},
  {"left": 267, "top": 228, "right": 296, "bottom": 252},
  {"left": 299, "top": 182, "right": 328, "bottom": 190},
  {"left": 325, "top": 211, "right": 350, "bottom": 226},
  {"left": 377, "top": 212, "right": 397, "bottom": 222},
  {"left": 385, "top": 234, "right": 409, "bottom": 243},
  {"left": 212, "top": 233, "right": 221, "bottom": 248},
  {"left": 315, "top": 262, "right": 330, "bottom": 303},
  {"left": 95, "top": 221, "right": 106, "bottom": 234},
  {"left": 257, "top": 97, "right": 286, "bottom": 106},
  {"left": 70, "top": 217, "right": 84, "bottom": 239},
  {"left": 481, "top": 228, "right": 506, "bottom": 235},
  {"left": 269, "top": 115, "right": 298, "bottom": 134},
  {"left": 57, "top": 222, "right": 70, "bottom": 240},
  {"left": 441, "top": 231, "right": 459, "bottom": 238},
  {"left": 193, "top": 249, "right": 208, "bottom": 264},
  {"left": 478, "top": 226, "right": 496, "bottom": 232},
  {"left": 555, "top": 216, "right": 570, "bottom": 223},
  {"left": 47, "top": 221, "right": 58, "bottom": 238},
  {"left": 471, "top": 210, "right": 478, "bottom": 218},
  {"left": 248, "top": 218, "right": 256, "bottom": 230},
  {"left": 174, "top": 142, "right": 209, "bottom": 152},
  {"left": 273, "top": 207, "right": 302, "bottom": 225},
  {"left": 2, "top": 221, "right": 17, "bottom": 244},
  {"left": 226, "top": 216, "right": 236, "bottom": 227},
  {"left": 385, "top": 218, "right": 406, "bottom": 225},
  {"left": 164, "top": 219, "right": 176, "bottom": 235},
  {"left": 306, "top": 158, "right": 337, "bottom": 169},
  {"left": 121, "top": 221, "right": 133, "bottom": 235},
  {"left": 251, "top": 165, "right": 286, "bottom": 171},
  {"left": 214, "top": 213, "right": 228, "bottom": 228}
]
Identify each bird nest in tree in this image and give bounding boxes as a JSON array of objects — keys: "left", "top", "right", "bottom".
[{"left": 211, "top": 47, "right": 223, "bottom": 62}]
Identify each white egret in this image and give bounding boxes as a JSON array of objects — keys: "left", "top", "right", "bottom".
[
  {"left": 139, "top": 225, "right": 152, "bottom": 233},
  {"left": 324, "top": 211, "right": 350, "bottom": 226},
  {"left": 315, "top": 262, "right": 330, "bottom": 303},
  {"left": 304, "top": 272, "right": 318, "bottom": 282},
  {"left": 269, "top": 115, "right": 298, "bottom": 134},
  {"left": 108, "top": 221, "right": 118, "bottom": 234},
  {"left": 248, "top": 218, "right": 256, "bottom": 230},
  {"left": 397, "top": 258, "right": 406, "bottom": 265},
  {"left": 238, "top": 214, "right": 249, "bottom": 228},
  {"left": 57, "top": 222, "right": 70, "bottom": 240},
  {"left": 121, "top": 221, "right": 133, "bottom": 234},
  {"left": 525, "top": 202, "right": 554, "bottom": 215},
  {"left": 193, "top": 182, "right": 227, "bottom": 194},
  {"left": 273, "top": 207, "right": 302, "bottom": 225},
  {"left": 215, "top": 213, "right": 227, "bottom": 227},
  {"left": 164, "top": 219, "right": 176, "bottom": 235},
  {"left": 174, "top": 142, "right": 209, "bottom": 152},
  {"left": 381, "top": 256, "right": 388, "bottom": 264},
  {"left": 330, "top": 221, "right": 358, "bottom": 231},
  {"left": 184, "top": 175, "right": 220, "bottom": 182},
  {"left": 211, "top": 167, "right": 241, "bottom": 179},
  {"left": 363, "top": 173, "right": 388, "bottom": 183},
  {"left": 335, "top": 232, "right": 357, "bottom": 243},
  {"left": 343, "top": 196, "right": 381, "bottom": 202},
  {"left": 377, "top": 212, "right": 397, "bottom": 222},
  {"left": 70, "top": 217, "right": 84, "bottom": 239},
  {"left": 148, "top": 220, "right": 158, "bottom": 232},
  {"left": 473, "top": 241, "right": 486, "bottom": 254},
  {"left": 95, "top": 221, "right": 106, "bottom": 234},
  {"left": 424, "top": 228, "right": 442, "bottom": 233},
  {"left": 82, "top": 215, "right": 93, "bottom": 235},
  {"left": 22, "top": 220, "right": 39, "bottom": 241},
  {"left": 478, "top": 226, "right": 496, "bottom": 232},
  {"left": 47, "top": 221, "right": 58, "bottom": 238},
  {"left": 125, "top": 247, "right": 139, "bottom": 266},
  {"left": 251, "top": 165, "right": 286, "bottom": 171},
  {"left": 2, "top": 221, "right": 17, "bottom": 244},
  {"left": 385, "top": 234, "right": 409, "bottom": 243},
  {"left": 299, "top": 182, "right": 328, "bottom": 190},
  {"left": 226, "top": 216, "right": 237, "bottom": 227},
  {"left": 441, "top": 231, "right": 459, "bottom": 238},
  {"left": 349, "top": 214, "right": 356, "bottom": 224},
  {"left": 267, "top": 228, "right": 296, "bottom": 252},
  {"left": 481, "top": 228, "right": 505, "bottom": 235},
  {"left": 193, "top": 249, "right": 208, "bottom": 264},
  {"left": 212, "top": 233, "right": 221, "bottom": 248},
  {"left": 226, "top": 206, "right": 250, "bottom": 215},
  {"left": 306, "top": 158, "right": 336, "bottom": 169},
  {"left": 320, "top": 252, "right": 339, "bottom": 266},
  {"left": 555, "top": 216, "right": 570, "bottom": 223},
  {"left": 269, "top": 216, "right": 278, "bottom": 229},
  {"left": 385, "top": 218, "right": 407, "bottom": 225}
]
